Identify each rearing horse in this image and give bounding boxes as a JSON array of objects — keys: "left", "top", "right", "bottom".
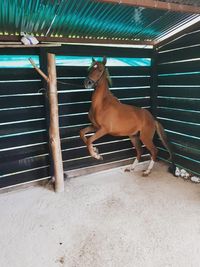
[{"left": 80, "top": 57, "right": 174, "bottom": 176}]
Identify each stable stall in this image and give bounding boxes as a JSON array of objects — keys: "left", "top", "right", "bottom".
[{"left": 0, "top": 0, "right": 200, "bottom": 191}]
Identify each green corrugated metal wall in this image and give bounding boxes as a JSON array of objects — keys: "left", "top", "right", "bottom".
[
  {"left": 0, "top": 48, "right": 50, "bottom": 188},
  {"left": 0, "top": 45, "right": 154, "bottom": 188},
  {"left": 156, "top": 31, "right": 200, "bottom": 176}
]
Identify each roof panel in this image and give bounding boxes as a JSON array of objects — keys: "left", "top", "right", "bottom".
[{"left": 0, "top": 0, "right": 199, "bottom": 44}]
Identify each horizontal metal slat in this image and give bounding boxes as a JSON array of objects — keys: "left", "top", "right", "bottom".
[
  {"left": 63, "top": 149, "right": 144, "bottom": 172},
  {"left": 62, "top": 139, "right": 135, "bottom": 162},
  {"left": 158, "top": 31, "right": 200, "bottom": 52},
  {"left": 158, "top": 73, "right": 200, "bottom": 86},
  {"left": 157, "top": 60, "right": 200, "bottom": 75},
  {"left": 109, "top": 88, "right": 150, "bottom": 98},
  {"left": 0, "top": 68, "right": 41, "bottom": 80},
  {"left": 0, "top": 166, "right": 50, "bottom": 189},
  {"left": 157, "top": 139, "right": 200, "bottom": 162},
  {"left": 0, "top": 143, "right": 48, "bottom": 161},
  {"left": 0, "top": 106, "right": 45, "bottom": 123},
  {"left": 157, "top": 97, "right": 200, "bottom": 111},
  {"left": 158, "top": 46, "right": 200, "bottom": 64},
  {"left": 50, "top": 44, "right": 153, "bottom": 58},
  {"left": 0, "top": 95, "right": 45, "bottom": 109},
  {"left": 157, "top": 107, "right": 200, "bottom": 124},
  {"left": 57, "top": 66, "right": 151, "bottom": 77},
  {"left": 61, "top": 135, "right": 131, "bottom": 151},
  {"left": 157, "top": 86, "right": 200, "bottom": 98},
  {"left": 59, "top": 113, "right": 89, "bottom": 127},
  {"left": 0, "top": 154, "right": 49, "bottom": 177},
  {"left": 58, "top": 87, "right": 150, "bottom": 105},
  {"left": 59, "top": 102, "right": 91, "bottom": 116},
  {"left": 157, "top": 118, "right": 200, "bottom": 138},
  {"left": 0, "top": 119, "right": 46, "bottom": 136},
  {"left": 167, "top": 132, "right": 200, "bottom": 152},
  {"left": 0, "top": 81, "right": 42, "bottom": 95},
  {"left": 0, "top": 131, "right": 48, "bottom": 150},
  {"left": 57, "top": 76, "right": 150, "bottom": 90}
]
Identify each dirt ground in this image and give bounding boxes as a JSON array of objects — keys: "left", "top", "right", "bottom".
[{"left": 0, "top": 162, "right": 200, "bottom": 267}]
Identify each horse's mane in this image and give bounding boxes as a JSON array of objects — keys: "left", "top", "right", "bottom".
[{"left": 105, "top": 68, "right": 112, "bottom": 87}]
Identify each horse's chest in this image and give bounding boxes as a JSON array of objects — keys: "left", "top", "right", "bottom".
[{"left": 88, "top": 106, "right": 105, "bottom": 127}]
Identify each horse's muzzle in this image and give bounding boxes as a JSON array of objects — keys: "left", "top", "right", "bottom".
[{"left": 84, "top": 78, "right": 95, "bottom": 89}]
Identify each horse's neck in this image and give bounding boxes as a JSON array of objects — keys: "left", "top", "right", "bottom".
[{"left": 92, "top": 77, "right": 110, "bottom": 107}]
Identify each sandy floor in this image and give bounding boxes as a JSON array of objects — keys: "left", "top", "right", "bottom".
[{"left": 0, "top": 162, "right": 200, "bottom": 267}]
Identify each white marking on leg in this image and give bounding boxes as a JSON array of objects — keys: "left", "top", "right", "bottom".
[
  {"left": 125, "top": 158, "right": 138, "bottom": 172},
  {"left": 131, "top": 158, "right": 139, "bottom": 170},
  {"left": 143, "top": 158, "right": 155, "bottom": 176},
  {"left": 89, "top": 144, "right": 103, "bottom": 160}
]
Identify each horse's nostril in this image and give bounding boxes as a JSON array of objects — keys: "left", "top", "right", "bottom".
[{"left": 84, "top": 78, "right": 93, "bottom": 88}]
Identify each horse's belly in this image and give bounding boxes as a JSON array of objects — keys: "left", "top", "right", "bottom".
[
  {"left": 109, "top": 126, "right": 139, "bottom": 136},
  {"left": 106, "top": 116, "right": 140, "bottom": 136}
]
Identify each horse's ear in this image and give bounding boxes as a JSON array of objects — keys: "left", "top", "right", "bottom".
[
  {"left": 102, "top": 56, "right": 107, "bottom": 65},
  {"left": 92, "top": 57, "right": 95, "bottom": 63}
]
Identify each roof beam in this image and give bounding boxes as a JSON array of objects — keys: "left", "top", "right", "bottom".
[
  {"left": 95, "top": 0, "right": 200, "bottom": 14},
  {"left": 0, "top": 44, "right": 61, "bottom": 48},
  {"left": 0, "top": 35, "right": 154, "bottom": 46}
]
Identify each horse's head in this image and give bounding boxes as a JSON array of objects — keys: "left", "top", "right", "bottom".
[{"left": 84, "top": 56, "right": 107, "bottom": 89}]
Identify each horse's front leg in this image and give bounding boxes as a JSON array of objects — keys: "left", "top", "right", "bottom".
[
  {"left": 80, "top": 125, "right": 96, "bottom": 145},
  {"left": 87, "top": 128, "right": 107, "bottom": 160}
]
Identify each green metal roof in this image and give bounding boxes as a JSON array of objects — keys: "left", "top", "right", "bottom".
[{"left": 0, "top": 0, "right": 199, "bottom": 44}]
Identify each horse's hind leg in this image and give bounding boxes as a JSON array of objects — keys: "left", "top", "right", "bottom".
[
  {"left": 140, "top": 129, "right": 158, "bottom": 176},
  {"left": 125, "top": 135, "right": 142, "bottom": 172}
]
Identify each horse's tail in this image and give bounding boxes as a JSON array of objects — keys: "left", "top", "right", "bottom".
[{"left": 155, "top": 120, "right": 176, "bottom": 175}]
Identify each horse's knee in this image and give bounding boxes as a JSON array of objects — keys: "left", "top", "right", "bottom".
[{"left": 80, "top": 129, "right": 86, "bottom": 144}]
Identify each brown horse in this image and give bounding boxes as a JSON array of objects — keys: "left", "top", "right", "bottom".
[{"left": 80, "top": 57, "right": 174, "bottom": 176}]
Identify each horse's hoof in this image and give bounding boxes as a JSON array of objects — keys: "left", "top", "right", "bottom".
[
  {"left": 142, "top": 170, "right": 150, "bottom": 177},
  {"left": 93, "top": 147, "right": 99, "bottom": 154},
  {"left": 93, "top": 153, "right": 103, "bottom": 160},
  {"left": 98, "top": 155, "right": 103, "bottom": 160},
  {"left": 125, "top": 168, "right": 134, "bottom": 172}
]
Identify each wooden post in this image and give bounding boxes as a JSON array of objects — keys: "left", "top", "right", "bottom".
[
  {"left": 150, "top": 48, "right": 158, "bottom": 118},
  {"left": 47, "top": 53, "right": 64, "bottom": 192},
  {"left": 39, "top": 49, "right": 54, "bottom": 180}
]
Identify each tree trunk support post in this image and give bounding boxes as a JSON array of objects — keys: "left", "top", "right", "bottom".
[
  {"left": 47, "top": 53, "right": 64, "bottom": 193},
  {"left": 29, "top": 54, "right": 64, "bottom": 192}
]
